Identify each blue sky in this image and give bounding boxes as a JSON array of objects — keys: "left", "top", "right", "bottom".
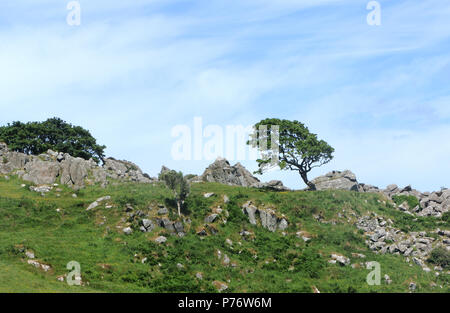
[{"left": 1, "top": 0, "right": 449, "bottom": 192}]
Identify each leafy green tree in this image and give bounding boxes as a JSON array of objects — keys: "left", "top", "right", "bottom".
[
  {"left": 248, "top": 118, "right": 334, "bottom": 190},
  {"left": 0, "top": 117, "right": 106, "bottom": 163},
  {"left": 159, "top": 170, "right": 190, "bottom": 217}
]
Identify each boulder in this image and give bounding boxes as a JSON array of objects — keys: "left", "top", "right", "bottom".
[
  {"left": 259, "top": 209, "right": 279, "bottom": 232},
  {"left": 197, "top": 157, "right": 260, "bottom": 187},
  {"left": 123, "top": 227, "right": 133, "bottom": 235},
  {"left": 0, "top": 143, "right": 155, "bottom": 190},
  {"left": 311, "top": 170, "right": 359, "bottom": 191},
  {"left": 60, "top": 155, "right": 93, "bottom": 188},
  {"left": 242, "top": 201, "right": 288, "bottom": 232},
  {"left": 242, "top": 201, "right": 258, "bottom": 225},
  {"left": 254, "top": 180, "right": 290, "bottom": 191},
  {"left": 155, "top": 236, "right": 167, "bottom": 244},
  {"left": 205, "top": 214, "right": 219, "bottom": 223},
  {"left": 20, "top": 160, "right": 60, "bottom": 185}
]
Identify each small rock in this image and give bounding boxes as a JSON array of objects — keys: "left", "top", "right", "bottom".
[
  {"left": 384, "top": 274, "right": 392, "bottom": 284},
  {"left": 204, "top": 192, "right": 215, "bottom": 198},
  {"left": 155, "top": 236, "right": 167, "bottom": 244},
  {"left": 212, "top": 281, "right": 228, "bottom": 292},
  {"left": 25, "top": 250, "right": 35, "bottom": 259},
  {"left": 123, "top": 227, "right": 133, "bottom": 235},
  {"left": 205, "top": 214, "right": 219, "bottom": 223},
  {"left": 157, "top": 207, "right": 169, "bottom": 215}
]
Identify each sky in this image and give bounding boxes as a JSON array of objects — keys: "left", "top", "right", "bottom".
[{"left": 0, "top": 0, "right": 449, "bottom": 192}]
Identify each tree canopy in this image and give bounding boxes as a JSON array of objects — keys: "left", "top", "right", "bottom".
[
  {"left": 159, "top": 170, "right": 190, "bottom": 217},
  {"left": 248, "top": 118, "right": 334, "bottom": 190},
  {"left": 0, "top": 117, "right": 106, "bottom": 163}
]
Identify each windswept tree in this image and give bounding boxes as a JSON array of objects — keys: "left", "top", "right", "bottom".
[
  {"left": 248, "top": 118, "right": 334, "bottom": 190},
  {"left": 159, "top": 170, "right": 190, "bottom": 217},
  {"left": 0, "top": 117, "right": 106, "bottom": 163}
]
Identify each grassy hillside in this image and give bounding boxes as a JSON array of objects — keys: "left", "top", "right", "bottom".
[{"left": 0, "top": 175, "right": 448, "bottom": 293}]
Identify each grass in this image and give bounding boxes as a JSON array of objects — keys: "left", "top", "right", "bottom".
[{"left": 0, "top": 175, "right": 449, "bottom": 293}]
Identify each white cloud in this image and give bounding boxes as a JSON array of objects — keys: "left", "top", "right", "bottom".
[{"left": 0, "top": 0, "right": 449, "bottom": 191}]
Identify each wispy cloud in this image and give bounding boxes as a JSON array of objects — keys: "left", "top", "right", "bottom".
[{"left": 0, "top": 0, "right": 449, "bottom": 191}]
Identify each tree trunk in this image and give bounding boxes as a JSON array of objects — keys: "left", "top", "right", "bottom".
[
  {"left": 177, "top": 201, "right": 181, "bottom": 217},
  {"left": 300, "top": 171, "right": 316, "bottom": 190}
]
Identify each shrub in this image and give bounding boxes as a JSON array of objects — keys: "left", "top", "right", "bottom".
[
  {"left": 0, "top": 117, "right": 106, "bottom": 163},
  {"left": 442, "top": 211, "right": 450, "bottom": 222},
  {"left": 428, "top": 247, "right": 450, "bottom": 269},
  {"left": 293, "top": 247, "right": 326, "bottom": 278},
  {"left": 392, "top": 195, "right": 420, "bottom": 209}
]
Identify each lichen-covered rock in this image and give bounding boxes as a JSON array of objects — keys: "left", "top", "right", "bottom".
[
  {"left": 311, "top": 170, "right": 359, "bottom": 191},
  {"left": 0, "top": 143, "right": 155, "bottom": 190},
  {"left": 242, "top": 201, "right": 288, "bottom": 232},
  {"left": 196, "top": 157, "right": 260, "bottom": 187}
]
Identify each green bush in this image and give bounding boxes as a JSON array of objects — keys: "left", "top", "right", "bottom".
[
  {"left": 392, "top": 195, "right": 420, "bottom": 209},
  {"left": 293, "top": 247, "right": 326, "bottom": 278},
  {"left": 428, "top": 247, "right": 450, "bottom": 269},
  {"left": 0, "top": 117, "right": 106, "bottom": 163}
]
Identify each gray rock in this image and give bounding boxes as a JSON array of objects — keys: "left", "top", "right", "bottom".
[
  {"left": 205, "top": 214, "right": 219, "bottom": 223},
  {"left": 254, "top": 180, "right": 289, "bottom": 191},
  {"left": 311, "top": 170, "right": 359, "bottom": 191},
  {"left": 142, "top": 219, "right": 154, "bottom": 231},
  {"left": 386, "top": 184, "right": 399, "bottom": 193},
  {"left": 86, "top": 196, "right": 111, "bottom": 211},
  {"left": 174, "top": 221, "right": 184, "bottom": 233},
  {"left": 196, "top": 157, "right": 260, "bottom": 187},
  {"left": 242, "top": 201, "right": 258, "bottom": 225},
  {"left": 278, "top": 218, "right": 288, "bottom": 230},
  {"left": 20, "top": 160, "right": 61, "bottom": 185},
  {"left": 159, "top": 218, "right": 175, "bottom": 233},
  {"left": 157, "top": 207, "right": 169, "bottom": 215},
  {"left": 259, "top": 209, "right": 278, "bottom": 232},
  {"left": 123, "top": 227, "right": 133, "bottom": 235},
  {"left": 155, "top": 236, "right": 167, "bottom": 244},
  {"left": 330, "top": 254, "right": 350, "bottom": 266}
]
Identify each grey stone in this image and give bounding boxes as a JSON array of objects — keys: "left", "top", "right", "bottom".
[
  {"left": 155, "top": 236, "right": 167, "bottom": 244},
  {"left": 242, "top": 201, "right": 258, "bottom": 225},
  {"left": 157, "top": 207, "right": 169, "bottom": 215},
  {"left": 278, "top": 218, "right": 288, "bottom": 230},
  {"left": 123, "top": 227, "right": 133, "bottom": 235},
  {"left": 205, "top": 214, "right": 219, "bottom": 223},
  {"left": 311, "top": 170, "right": 359, "bottom": 191},
  {"left": 195, "top": 157, "right": 260, "bottom": 187}
]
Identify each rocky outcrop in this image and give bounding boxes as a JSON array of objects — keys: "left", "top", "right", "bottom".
[
  {"left": 195, "top": 157, "right": 260, "bottom": 187},
  {"left": 194, "top": 157, "right": 289, "bottom": 191},
  {"left": 372, "top": 186, "right": 450, "bottom": 218},
  {"left": 357, "top": 214, "right": 450, "bottom": 272},
  {"left": 310, "top": 168, "right": 449, "bottom": 217},
  {"left": 242, "top": 201, "right": 288, "bottom": 232},
  {"left": 311, "top": 170, "right": 360, "bottom": 191},
  {"left": 0, "top": 142, "right": 155, "bottom": 189}
]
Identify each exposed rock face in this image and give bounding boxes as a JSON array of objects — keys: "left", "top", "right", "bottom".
[
  {"left": 0, "top": 142, "right": 155, "bottom": 189},
  {"left": 310, "top": 169, "right": 449, "bottom": 217},
  {"left": 196, "top": 157, "right": 260, "bottom": 187},
  {"left": 356, "top": 214, "right": 450, "bottom": 269},
  {"left": 311, "top": 170, "right": 359, "bottom": 191},
  {"left": 242, "top": 201, "right": 288, "bottom": 232},
  {"left": 195, "top": 157, "right": 289, "bottom": 191}
]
